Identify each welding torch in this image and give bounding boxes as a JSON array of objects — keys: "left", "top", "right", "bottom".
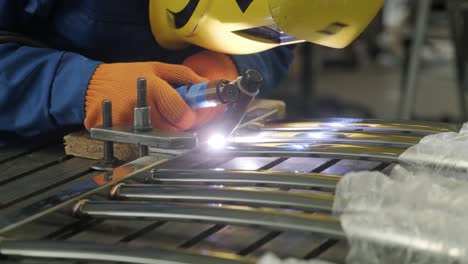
[{"left": 176, "top": 69, "right": 263, "bottom": 138}]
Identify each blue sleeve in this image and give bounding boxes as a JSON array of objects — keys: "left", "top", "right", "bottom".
[
  {"left": 231, "top": 46, "right": 295, "bottom": 97},
  {"left": 0, "top": 43, "right": 101, "bottom": 141}
]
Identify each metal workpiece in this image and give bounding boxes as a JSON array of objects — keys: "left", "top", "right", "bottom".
[
  {"left": 249, "top": 118, "right": 460, "bottom": 135},
  {"left": 110, "top": 184, "right": 335, "bottom": 212},
  {"left": 223, "top": 142, "right": 404, "bottom": 162},
  {"left": 134, "top": 77, "right": 152, "bottom": 133},
  {"left": 151, "top": 169, "right": 340, "bottom": 189},
  {"left": 73, "top": 200, "right": 345, "bottom": 239},
  {"left": 0, "top": 241, "right": 252, "bottom": 264},
  {"left": 91, "top": 100, "right": 123, "bottom": 171},
  {"left": 90, "top": 126, "right": 197, "bottom": 149},
  {"left": 0, "top": 156, "right": 163, "bottom": 234},
  {"left": 231, "top": 130, "right": 422, "bottom": 147}
]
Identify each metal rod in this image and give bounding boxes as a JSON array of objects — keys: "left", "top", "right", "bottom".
[
  {"left": 139, "top": 144, "right": 149, "bottom": 157},
  {"left": 0, "top": 156, "right": 163, "bottom": 234},
  {"left": 74, "top": 200, "right": 345, "bottom": 239},
  {"left": 91, "top": 100, "right": 123, "bottom": 172},
  {"left": 399, "top": 0, "right": 433, "bottom": 119},
  {"left": 137, "top": 77, "right": 148, "bottom": 108},
  {"left": 134, "top": 77, "right": 152, "bottom": 132},
  {"left": 448, "top": 0, "right": 468, "bottom": 121},
  {"left": 0, "top": 241, "right": 251, "bottom": 264},
  {"left": 222, "top": 143, "right": 404, "bottom": 162},
  {"left": 249, "top": 119, "right": 459, "bottom": 135},
  {"left": 231, "top": 131, "right": 421, "bottom": 147},
  {"left": 110, "top": 184, "right": 334, "bottom": 212},
  {"left": 151, "top": 169, "right": 340, "bottom": 189}
]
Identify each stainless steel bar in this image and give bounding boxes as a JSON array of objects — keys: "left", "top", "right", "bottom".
[
  {"left": 222, "top": 143, "right": 404, "bottom": 162},
  {"left": 74, "top": 200, "right": 345, "bottom": 239},
  {"left": 248, "top": 119, "right": 459, "bottom": 135},
  {"left": 91, "top": 126, "right": 197, "bottom": 149},
  {"left": 231, "top": 131, "right": 421, "bottom": 147},
  {"left": 0, "top": 156, "right": 165, "bottom": 234},
  {"left": 151, "top": 169, "right": 340, "bottom": 189},
  {"left": 111, "top": 184, "right": 335, "bottom": 212},
  {"left": 0, "top": 241, "right": 251, "bottom": 264}
]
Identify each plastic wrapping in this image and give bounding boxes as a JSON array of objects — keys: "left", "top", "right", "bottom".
[
  {"left": 333, "top": 124, "right": 468, "bottom": 264},
  {"left": 257, "top": 253, "right": 334, "bottom": 264},
  {"left": 399, "top": 124, "right": 468, "bottom": 177}
]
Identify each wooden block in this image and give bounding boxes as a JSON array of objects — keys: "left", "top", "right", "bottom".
[{"left": 64, "top": 131, "right": 139, "bottom": 161}]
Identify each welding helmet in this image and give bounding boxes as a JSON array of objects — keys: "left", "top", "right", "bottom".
[{"left": 149, "top": 0, "right": 384, "bottom": 54}]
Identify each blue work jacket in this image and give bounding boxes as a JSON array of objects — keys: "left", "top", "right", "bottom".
[{"left": 0, "top": 0, "right": 294, "bottom": 143}]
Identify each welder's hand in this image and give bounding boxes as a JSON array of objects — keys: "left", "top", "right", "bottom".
[
  {"left": 84, "top": 62, "right": 209, "bottom": 131},
  {"left": 183, "top": 51, "right": 239, "bottom": 126}
]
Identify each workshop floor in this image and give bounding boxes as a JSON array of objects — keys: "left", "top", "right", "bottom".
[{"left": 275, "top": 43, "right": 462, "bottom": 123}]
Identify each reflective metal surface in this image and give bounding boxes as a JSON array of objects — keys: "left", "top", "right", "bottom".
[
  {"left": 248, "top": 118, "right": 459, "bottom": 135},
  {"left": 223, "top": 143, "right": 404, "bottom": 162},
  {"left": 0, "top": 156, "right": 164, "bottom": 234},
  {"left": 91, "top": 126, "right": 197, "bottom": 149},
  {"left": 151, "top": 169, "right": 340, "bottom": 189},
  {"left": 0, "top": 241, "right": 252, "bottom": 264},
  {"left": 231, "top": 131, "right": 421, "bottom": 147},
  {"left": 111, "top": 184, "right": 334, "bottom": 212},
  {"left": 75, "top": 201, "right": 345, "bottom": 239}
]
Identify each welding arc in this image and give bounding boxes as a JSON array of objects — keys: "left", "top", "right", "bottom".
[
  {"left": 151, "top": 169, "right": 340, "bottom": 189},
  {"left": 74, "top": 200, "right": 345, "bottom": 239},
  {"left": 0, "top": 240, "right": 251, "bottom": 264},
  {"left": 110, "top": 184, "right": 334, "bottom": 212}
]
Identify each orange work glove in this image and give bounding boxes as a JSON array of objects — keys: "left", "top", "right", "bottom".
[
  {"left": 84, "top": 62, "right": 209, "bottom": 131},
  {"left": 183, "top": 51, "right": 239, "bottom": 126}
]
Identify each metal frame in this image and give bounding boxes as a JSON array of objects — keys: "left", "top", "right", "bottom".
[
  {"left": 0, "top": 241, "right": 252, "bottom": 264},
  {"left": 111, "top": 184, "right": 335, "bottom": 212},
  {"left": 223, "top": 143, "right": 404, "bottom": 162},
  {"left": 249, "top": 119, "right": 459, "bottom": 135},
  {"left": 231, "top": 131, "right": 421, "bottom": 147},
  {"left": 151, "top": 169, "right": 340, "bottom": 189},
  {"left": 74, "top": 200, "right": 345, "bottom": 239},
  {"left": 0, "top": 156, "right": 165, "bottom": 234}
]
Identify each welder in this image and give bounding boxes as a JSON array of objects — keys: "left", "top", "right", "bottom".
[{"left": 0, "top": 0, "right": 383, "bottom": 143}]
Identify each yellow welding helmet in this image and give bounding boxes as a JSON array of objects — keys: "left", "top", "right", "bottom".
[{"left": 149, "top": 0, "right": 384, "bottom": 54}]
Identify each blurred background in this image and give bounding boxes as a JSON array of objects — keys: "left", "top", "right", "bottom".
[{"left": 272, "top": 0, "right": 468, "bottom": 124}]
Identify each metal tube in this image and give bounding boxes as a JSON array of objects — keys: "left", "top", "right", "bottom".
[
  {"left": 111, "top": 184, "right": 335, "bottom": 212},
  {"left": 0, "top": 241, "right": 251, "bottom": 264},
  {"left": 399, "top": 0, "right": 432, "bottom": 119},
  {"left": 151, "top": 169, "right": 340, "bottom": 189},
  {"left": 231, "top": 131, "right": 422, "bottom": 147},
  {"left": 74, "top": 200, "right": 345, "bottom": 239},
  {"left": 250, "top": 119, "right": 459, "bottom": 135},
  {"left": 0, "top": 156, "right": 163, "bottom": 234},
  {"left": 222, "top": 143, "right": 404, "bottom": 162}
]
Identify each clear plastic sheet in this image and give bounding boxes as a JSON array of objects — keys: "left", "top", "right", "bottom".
[
  {"left": 257, "top": 253, "right": 334, "bottom": 264},
  {"left": 399, "top": 123, "right": 468, "bottom": 177},
  {"left": 333, "top": 124, "right": 468, "bottom": 264}
]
